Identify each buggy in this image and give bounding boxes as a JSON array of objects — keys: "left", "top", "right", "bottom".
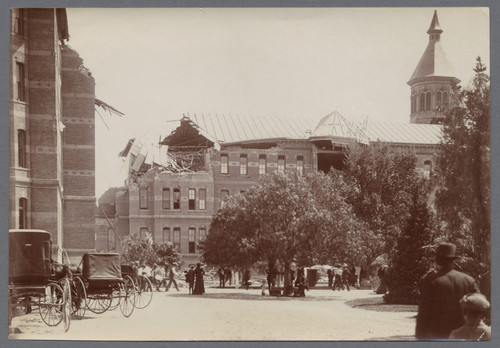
[
  {"left": 9, "top": 229, "right": 71, "bottom": 331},
  {"left": 121, "top": 264, "right": 153, "bottom": 309}
]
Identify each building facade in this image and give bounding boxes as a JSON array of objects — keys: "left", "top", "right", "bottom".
[
  {"left": 97, "top": 11, "right": 456, "bottom": 266},
  {"left": 9, "top": 8, "right": 97, "bottom": 261}
]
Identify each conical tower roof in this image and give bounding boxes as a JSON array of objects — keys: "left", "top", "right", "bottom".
[{"left": 408, "top": 11, "right": 459, "bottom": 85}]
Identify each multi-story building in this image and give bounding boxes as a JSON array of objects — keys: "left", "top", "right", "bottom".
[
  {"left": 9, "top": 8, "right": 100, "bottom": 262},
  {"left": 96, "top": 11, "right": 456, "bottom": 266}
]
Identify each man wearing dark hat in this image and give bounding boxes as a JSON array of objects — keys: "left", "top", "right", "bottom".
[
  {"left": 449, "top": 293, "right": 491, "bottom": 340},
  {"left": 416, "top": 243, "right": 479, "bottom": 340}
]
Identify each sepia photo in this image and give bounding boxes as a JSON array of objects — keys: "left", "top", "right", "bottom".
[{"left": 7, "top": 6, "right": 491, "bottom": 341}]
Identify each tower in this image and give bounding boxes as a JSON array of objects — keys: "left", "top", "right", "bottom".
[{"left": 408, "top": 10, "right": 460, "bottom": 124}]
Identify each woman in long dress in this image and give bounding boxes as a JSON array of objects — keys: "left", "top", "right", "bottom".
[{"left": 192, "top": 263, "right": 205, "bottom": 295}]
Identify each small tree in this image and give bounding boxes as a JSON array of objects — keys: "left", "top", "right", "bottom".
[
  {"left": 120, "top": 232, "right": 157, "bottom": 265},
  {"left": 384, "top": 187, "right": 436, "bottom": 304},
  {"left": 154, "top": 242, "right": 181, "bottom": 266}
]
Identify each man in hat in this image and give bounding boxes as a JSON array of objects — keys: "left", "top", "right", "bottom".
[
  {"left": 416, "top": 243, "right": 479, "bottom": 340},
  {"left": 449, "top": 293, "right": 491, "bottom": 340},
  {"left": 165, "top": 262, "right": 180, "bottom": 292}
]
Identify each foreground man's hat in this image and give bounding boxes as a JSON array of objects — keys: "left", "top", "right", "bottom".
[
  {"left": 435, "top": 243, "right": 457, "bottom": 259},
  {"left": 460, "top": 293, "right": 490, "bottom": 311}
]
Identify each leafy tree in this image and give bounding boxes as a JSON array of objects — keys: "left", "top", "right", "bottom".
[
  {"left": 154, "top": 242, "right": 181, "bottom": 266},
  {"left": 121, "top": 232, "right": 181, "bottom": 266},
  {"left": 434, "top": 57, "right": 490, "bottom": 280},
  {"left": 342, "top": 143, "right": 421, "bottom": 267},
  {"left": 384, "top": 187, "right": 436, "bottom": 304}
]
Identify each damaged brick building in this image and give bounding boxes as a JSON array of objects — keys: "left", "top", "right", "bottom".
[
  {"left": 96, "top": 11, "right": 456, "bottom": 267},
  {"left": 9, "top": 8, "right": 121, "bottom": 262}
]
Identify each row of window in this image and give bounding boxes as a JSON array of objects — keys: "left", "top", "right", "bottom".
[
  {"left": 411, "top": 91, "right": 449, "bottom": 113},
  {"left": 139, "top": 188, "right": 207, "bottom": 210},
  {"left": 220, "top": 154, "right": 304, "bottom": 176}
]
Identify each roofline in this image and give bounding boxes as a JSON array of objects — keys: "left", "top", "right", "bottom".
[
  {"left": 407, "top": 75, "right": 461, "bottom": 86},
  {"left": 221, "top": 137, "right": 309, "bottom": 146},
  {"left": 9, "top": 229, "right": 51, "bottom": 235}
]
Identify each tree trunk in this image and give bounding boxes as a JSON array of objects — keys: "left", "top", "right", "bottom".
[{"left": 283, "top": 261, "right": 292, "bottom": 296}]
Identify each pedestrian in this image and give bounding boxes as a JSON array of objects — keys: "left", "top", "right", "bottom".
[
  {"left": 332, "top": 265, "right": 343, "bottom": 291},
  {"left": 152, "top": 263, "right": 166, "bottom": 291},
  {"left": 294, "top": 268, "right": 307, "bottom": 297},
  {"left": 327, "top": 267, "right": 334, "bottom": 288},
  {"left": 342, "top": 263, "right": 350, "bottom": 291},
  {"left": 243, "top": 269, "right": 251, "bottom": 290},
  {"left": 192, "top": 263, "right": 205, "bottom": 295},
  {"left": 415, "top": 243, "right": 479, "bottom": 340},
  {"left": 266, "top": 268, "right": 275, "bottom": 294},
  {"left": 187, "top": 265, "right": 195, "bottom": 294},
  {"left": 449, "top": 293, "right": 491, "bottom": 341},
  {"left": 224, "top": 267, "right": 232, "bottom": 286},
  {"left": 218, "top": 267, "right": 225, "bottom": 288},
  {"left": 165, "top": 262, "right": 180, "bottom": 292}
]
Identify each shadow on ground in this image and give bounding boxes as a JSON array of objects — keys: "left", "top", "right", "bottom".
[
  {"left": 345, "top": 296, "right": 418, "bottom": 313},
  {"left": 165, "top": 291, "right": 348, "bottom": 302}
]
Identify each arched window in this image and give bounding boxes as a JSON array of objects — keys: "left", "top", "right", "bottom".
[
  {"left": 436, "top": 91, "right": 442, "bottom": 106},
  {"left": 443, "top": 91, "right": 449, "bottom": 105},
  {"left": 425, "top": 92, "right": 431, "bottom": 111},
  {"left": 419, "top": 93, "right": 426, "bottom": 111},
  {"left": 19, "top": 198, "right": 27, "bottom": 229},
  {"left": 411, "top": 95, "right": 415, "bottom": 113}
]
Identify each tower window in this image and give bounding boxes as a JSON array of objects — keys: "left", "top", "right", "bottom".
[
  {"left": 220, "top": 154, "right": 228, "bottom": 174},
  {"left": 436, "top": 91, "right": 442, "bottom": 106},
  {"left": 240, "top": 154, "right": 248, "bottom": 175},
  {"left": 188, "top": 188, "right": 196, "bottom": 210},
  {"left": 173, "top": 188, "right": 180, "bottom": 210},
  {"left": 419, "top": 93, "right": 425, "bottom": 112},
  {"left": 18, "top": 129, "right": 26, "bottom": 168},
  {"left": 425, "top": 92, "right": 431, "bottom": 111},
  {"left": 259, "top": 155, "right": 266, "bottom": 175},
  {"left": 443, "top": 91, "right": 449, "bottom": 105},
  {"left": 19, "top": 197, "right": 27, "bottom": 229}
]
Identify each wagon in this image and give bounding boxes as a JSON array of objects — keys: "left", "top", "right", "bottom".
[
  {"left": 9, "top": 229, "right": 71, "bottom": 331},
  {"left": 121, "top": 264, "right": 153, "bottom": 309},
  {"left": 79, "top": 253, "right": 136, "bottom": 317}
]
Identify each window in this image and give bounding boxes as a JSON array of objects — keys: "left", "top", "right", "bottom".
[
  {"left": 423, "top": 160, "right": 432, "bottom": 180},
  {"left": 443, "top": 91, "right": 449, "bottom": 105},
  {"left": 411, "top": 95, "right": 415, "bottom": 113},
  {"left": 16, "top": 62, "right": 25, "bottom": 102},
  {"left": 19, "top": 198, "right": 27, "bottom": 229},
  {"left": 188, "top": 228, "right": 196, "bottom": 253},
  {"left": 188, "top": 189, "right": 196, "bottom": 210},
  {"left": 436, "top": 91, "right": 442, "bottom": 106},
  {"left": 173, "top": 188, "right": 180, "bottom": 210},
  {"left": 162, "top": 188, "right": 170, "bottom": 209},
  {"left": 297, "top": 156, "right": 304, "bottom": 176},
  {"left": 277, "top": 155, "right": 285, "bottom": 173},
  {"left": 199, "top": 228, "right": 206, "bottom": 240},
  {"left": 18, "top": 129, "right": 26, "bottom": 168},
  {"left": 140, "top": 227, "right": 149, "bottom": 238},
  {"left": 14, "top": 9, "right": 25, "bottom": 36},
  {"left": 221, "top": 190, "right": 229, "bottom": 208},
  {"left": 425, "top": 92, "right": 431, "bottom": 111},
  {"left": 240, "top": 155, "right": 248, "bottom": 175},
  {"left": 199, "top": 189, "right": 206, "bottom": 210},
  {"left": 259, "top": 155, "right": 266, "bottom": 175},
  {"left": 108, "top": 228, "right": 116, "bottom": 251},
  {"left": 220, "top": 154, "right": 228, "bottom": 174},
  {"left": 139, "top": 187, "right": 148, "bottom": 209},
  {"left": 162, "top": 227, "right": 171, "bottom": 243},
  {"left": 173, "top": 228, "right": 181, "bottom": 251},
  {"left": 419, "top": 92, "right": 425, "bottom": 112}
]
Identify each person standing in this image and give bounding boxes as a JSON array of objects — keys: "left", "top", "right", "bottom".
[
  {"left": 341, "top": 264, "right": 350, "bottom": 291},
  {"left": 192, "top": 263, "right": 205, "bottom": 295},
  {"left": 224, "top": 267, "right": 232, "bottom": 286},
  {"left": 449, "top": 293, "right": 491, "bottom": 341},
  {"left": 327, "top": 267, "right": 334, "bottom": 288},
  {"left": 218, "top": 267, "right": 225, "bottom": 288},
  {"left": 165, "top": 262, "right": 180, "bottom": 292},
  {"left": 187, "top": 265, "right": 195, "bottom": 294},
  {"left": 416, "top": 243, "right": 479, "bottom": 340}
]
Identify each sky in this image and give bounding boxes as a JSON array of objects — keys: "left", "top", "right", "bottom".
[{"left": 63, "top": 7, "right": 490, "bottom": 198}]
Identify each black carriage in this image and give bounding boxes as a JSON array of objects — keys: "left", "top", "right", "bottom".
[
  {"left": 9, "top": 229, "right": 71, "bottom": 330},
  {"left": 121, "top": 264, "right": 153, "bottom": 309},
  {"left": 80, "top": 253, "right": 136, "bottom": 317}
]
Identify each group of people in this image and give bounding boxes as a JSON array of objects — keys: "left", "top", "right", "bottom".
[
  {"left": 416, "top": 243, "right": 491, "bottom": 341},
  {"left": 217, "top": 267, "right": 233, "bottom": 288},
  {"left": 327, "top": 264, "right": 352, "bottom": 291},
  {"left": 132, "top": 260, "right": 180, "bottom": 292},
  {"left": 184, "top": 263, "right": 206, "bottom": 295}
]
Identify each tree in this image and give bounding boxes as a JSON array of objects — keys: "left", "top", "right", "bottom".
[
  {"left": 121, "top": 232, "right": 181, "bottom": 266},
  {"left": 434, "top": 57, "right": 490, "bottom": 280},
  {"left": 154, "top": 242, "right": 181, "bottom": 266},
  {"left": 341, "top": 143, "right": 421, "bottom": 267},
  {"left": 384, "top": 187, "right": 436, "bottom": 304}
]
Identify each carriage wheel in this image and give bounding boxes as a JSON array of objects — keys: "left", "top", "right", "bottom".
[
  {"left": 86, "top": 294, "right": 112, "bottom": 314},
  {"left": 71, "top": 277, "right": 87, "bottom": 319},
  {"left": 119, "top": 276, "right": 135, "bottom": 318},
  {"left": 134, "top": 275, "right": 153, "bottom": 309},
  {"left": 108, "top": 290, "right": 120, "bottom": 311},
  {"left": 60, "top": 278, "right": 72, "bottom": 332},
  {"left": 39, "top": 282, "right": 64, "bottom": 327}
]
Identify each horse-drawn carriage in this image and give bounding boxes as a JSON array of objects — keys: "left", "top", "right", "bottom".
[{"left": 8, "top": 229, "right": 72, "bottom": 331}]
